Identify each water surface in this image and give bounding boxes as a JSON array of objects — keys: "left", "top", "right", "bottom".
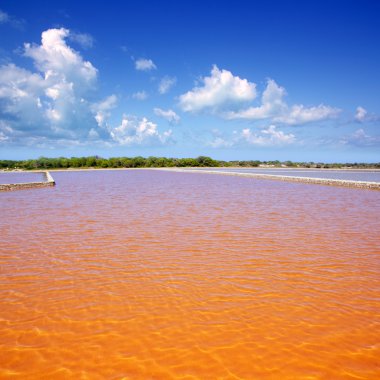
[
  {"left": 0, "top": 170, "right": 379, "bottom": 379},
  {"left": 0, "top": 171, "right": 45, "bottom": 184}
]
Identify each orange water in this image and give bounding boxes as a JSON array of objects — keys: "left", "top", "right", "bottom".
[{"left": 0, "top": 170, "right": 379, "bottom": 379}]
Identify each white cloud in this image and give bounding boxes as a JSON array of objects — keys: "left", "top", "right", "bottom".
[
  {"left": 274, "top": 104, "right": 340, "bottom": 125},
  {"left": 0, "top": 64, "right": 47, "bottom": 132},
  {"left": 158, "top": 76, "right": 176, "bottom": 94},
  {"left": 227, "top": 79, "right": 339, "bottom": 125},
  {"left": 0, "top": 28, "right": 97, "bottom": 142},
  {"left": 0, "top": 131, "right": 8, "bottom": 142},
  {"left": 210, "top": 125, "right": 296, "bottom": 148},
  {"left": 241, "top": 125, "right": 296, "bottom": 146},
  {"left": 135, "top": 58, "right": 156, "bottom": 71},
  {"left": 110, "top": 115, "right": 172, "bottom": 145},
  {"left": 24, "top": 28, "right": 97, "bottom": 91},
  {"left": 341, "top": 128, "right": 380, "bottom": 147},
  {"left": 354, "top": 106, "right": 379, "bottom": 123},
  {"left": 226, "top": 79, "right": 286, "bottom": 120},
  {"left": 179, "top": 68, "right": 339, "bottom": 125},
  {"left": 179, "top": 65, "right": 257, "bottom": 112},
  {"left": 92, "top": 94, "right": 117, "bottom": 128},
  {"left": 355, "top": 106, "right": 368, "bottom": 122},
  {"left": 0, "top": 120, "right": 10, "bottom": 142},
  {"left": 69, "top": 32, "right": 94, "bottom": 49},
  {"left": 132, "top": 91, "right": 148, "bottom": 100},
  {"left": 154, "top": 108, "right": 180, "bottom": 124},
  {"left": 0, "top": 28, "right": 174, "bottom": 148},
  {"left": 355, "top": 106, "right": 367, "bottom": 122}
]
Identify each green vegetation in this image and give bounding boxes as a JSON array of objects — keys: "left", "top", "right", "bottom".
[{"left": 0, "top": 156, "right": 379, "bottom": 170}]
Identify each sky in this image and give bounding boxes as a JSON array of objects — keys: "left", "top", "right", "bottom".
[{"left": 0, "top": 0, "right": 379, "bottom": 162}]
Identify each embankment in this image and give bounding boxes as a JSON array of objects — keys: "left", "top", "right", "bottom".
[
  {"left": 0, "top": 171, "right": 55, "bottom": 191},
  {"left": 157, "top": 168, "right": 380, "bottom": 190}
]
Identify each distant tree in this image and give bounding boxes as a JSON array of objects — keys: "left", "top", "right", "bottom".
[
  {"left": 2, "top": 156, "right": 379, "bottom": 170},
  {"left": 196, "top": 156, "right": 218, "bottom": 167}
]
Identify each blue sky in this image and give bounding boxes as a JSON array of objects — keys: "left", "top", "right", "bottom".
[{"left": 0, "top": 0, "right": 379, "bottom": 162}]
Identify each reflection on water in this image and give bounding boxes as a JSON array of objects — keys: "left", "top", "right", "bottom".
[
  {"left": 0, "top": 172, "right": 45, "bottom": 184},
  {"left": 0, "top": 170, "right": 379, "bottom": 379}
]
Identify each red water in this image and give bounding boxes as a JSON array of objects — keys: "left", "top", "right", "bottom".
[{"left": 0, "top": 170, "right": 379, "bottom": 379}]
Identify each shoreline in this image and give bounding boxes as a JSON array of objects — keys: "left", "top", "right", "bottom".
[
  {"left": 2, "top": 166, "right": 380, "bottom": 172},
  {"left": 1, "top": 168, "right": 380, "bottom": 191}
]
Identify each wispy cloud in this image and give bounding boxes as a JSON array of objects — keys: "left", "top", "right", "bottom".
[
  {"left": 132, "top": 91, "right": 148, "bottom": 100},
  {"left": 0, "top": 10, "right": 9, "bottom": 23},
  {"left": 135, "top": 58, "right": 156, "bottom": 71},
  {"left": 69, "top": 32, "right": 95, "bottom": 49},
  {"left": 210, "top": 125, "right": 296, "bottom": 148},
  {"left": 154, "top": 108, "right": 180, "bottom": 124},
  {"left": 340, "top": 128, "right": 380, "bottom": 147},
  {"left": 0, "top": 8, "right": 25, "bottom": 29},
  {"left": 354, "top": 106, "right": 379, "bottom": 123},
  {"left": 92, "top": 95, "right": 118, "bottom": 128},
  {"left": 158, "top": 76, "right": 176, "bottom": 94}
]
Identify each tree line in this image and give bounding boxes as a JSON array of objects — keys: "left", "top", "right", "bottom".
[{"left": 0, "top": 156, "right": 379, "bottom": 170}]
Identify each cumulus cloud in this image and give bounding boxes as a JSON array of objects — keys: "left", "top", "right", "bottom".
[
  {"left": 135, "top": 58, "right": 156, "bottom": 71},
  {"left": 227, "top": 79, "right": 339, "bottom": 125},
  {"left": 132, "top": 91, "right": 148, "bottom": 100},
  {"left": 0, "top": 64, "right": 46, "bottom": 130},
  {"left": 0, "top": 28, "right": 172, "bottom": 147},
  {"left": 226, "top": 79, "right": 286, "bottom": 120},
  {"left": 0, "top": 28, "right": 98, "bottom": 142},
  {"left": 154, "top": 108, "right": 180, "bottom": 124},
  {"left": 110, "top": 115, "right": 173, "bottom": 145},
  {"left": 24, "top": 28, "right": 97, "bottom": 91},
  {"left": 158, "top": 76, "right": 176, "bottom": 94},
  {"left": 179, "top": 67, "right": 339, "bottom": 125},
  {"left": 179, "top": 65, "right": 257, "bottom": 112}
]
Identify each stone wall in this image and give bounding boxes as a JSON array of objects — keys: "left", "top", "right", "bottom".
[
  {"left": 157, "top": 168, "right": 380, "bottom": 190},
  {"left": 0, "top": 171, "right": 55, "bottom": 192}
]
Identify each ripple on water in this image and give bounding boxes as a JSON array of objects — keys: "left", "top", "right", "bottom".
[{"left": 0, "top": 170, "right": 379, "bottom": 379}]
